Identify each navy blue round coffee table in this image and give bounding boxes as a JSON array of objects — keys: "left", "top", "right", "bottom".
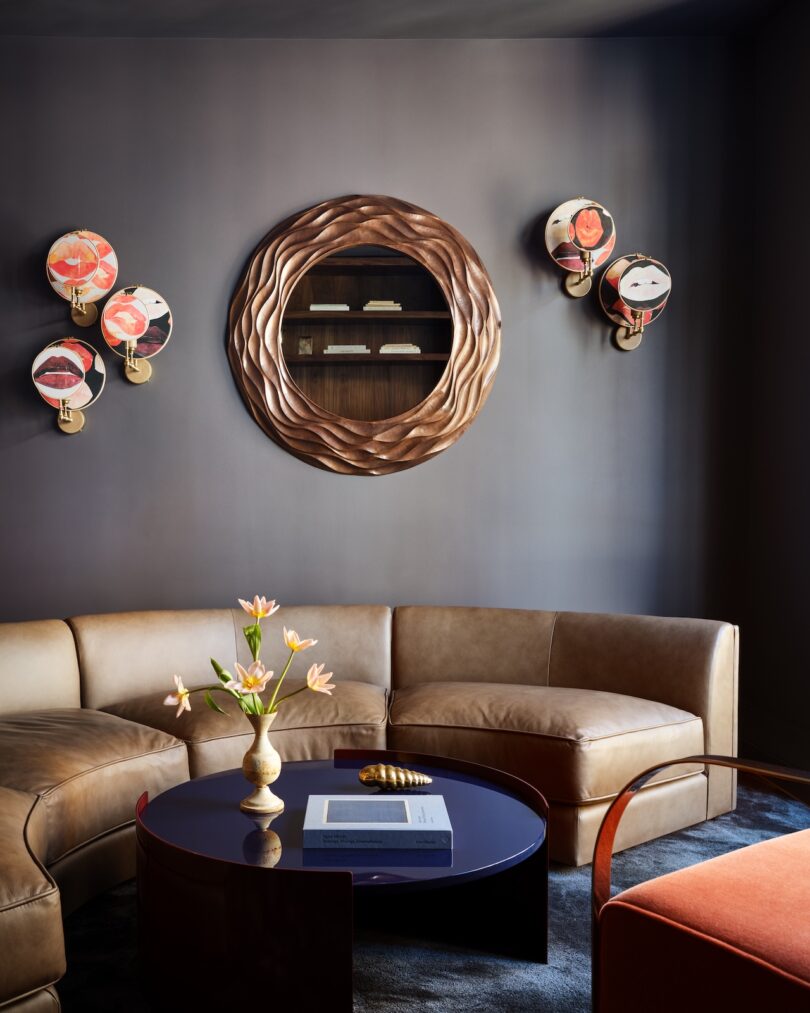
[{"left": 137, "top": 749, "right": 547, "bottom": 1011}]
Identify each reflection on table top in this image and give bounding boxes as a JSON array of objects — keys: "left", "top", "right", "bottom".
[{"left": 140, "top": 757, "right": 546, "bottom": 889}]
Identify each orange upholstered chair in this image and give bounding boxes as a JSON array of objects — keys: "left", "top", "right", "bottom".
[{"left": 592, "top": 756, "right": 810, "bottom": 1013}]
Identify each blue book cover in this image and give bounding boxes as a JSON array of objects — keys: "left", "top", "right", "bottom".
[{"left": 303, "top": 794, "right": 452, "bottom": 850}]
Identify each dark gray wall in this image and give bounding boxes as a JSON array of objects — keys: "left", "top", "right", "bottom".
[
  {"left": 0, "top": 38, "right": 738, "bottom": 629},
  {"left": 742, "top": 1, "right": 810, "bottom": 768}
]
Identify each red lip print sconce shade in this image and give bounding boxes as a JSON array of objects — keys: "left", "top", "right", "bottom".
[
  {"left": 46, "top": 231, "right": 118, "bottom": 327},
  {"left": 101, "top": 285, "right": 173, "bottom": 384},
  {"left": 599, "top": 254, "right": 672, "bottom": 351},
  {"left": 31, "top": 337, "right": 106, "bottom": 434},
  {"left": 545, "top": 198, "right": 616, "bottom": 297}
]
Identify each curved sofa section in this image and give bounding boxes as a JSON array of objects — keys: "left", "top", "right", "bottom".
[{"left": 0, "top": 604, "right": 738, "bottom": 1009}]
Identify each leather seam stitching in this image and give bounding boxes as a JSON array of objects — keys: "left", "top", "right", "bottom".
[
  {"left": 0, "top": 796, "right": 60, "bottom": 915},
  {"left": 187, "top": 717, "right": 388, "bottom": 745},
  {"left": 46, "top": 818, "right": 137, "bottom": 867},
  {"left": 33, "top": 740, "right": 186, "bottom": 797},
  {"left": 548, "top": 770, "right": 703, "bottom": 806},
  {"left": 547, "top": 610, "right": 559, "bottom": 686},
  {"left": 0, "top": 980, "right": 64, "bottom": 1010},
  {"left": 386, "top": 715, "right": 703, "bottom": 742},
  {"left": 0, "top": 890, "right": 60, "bottom": 916}
]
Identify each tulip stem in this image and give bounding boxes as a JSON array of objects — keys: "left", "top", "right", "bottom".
[
  {"left": 273, "top": 685, "right": 308, "bottom": 707},
  {"left": 190, "top": 685, "right": 238, "bottom": 699},
  {"left": 267, "top": 649, "right": 296, "bottom": 713}
]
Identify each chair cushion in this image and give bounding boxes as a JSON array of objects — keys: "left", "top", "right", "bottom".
[
  {"left": 105, "top": 680, "right": 388, "bottom": 778},
  {"left": 599, "top": 829, "right": 810, "bottom": 1011},
  {"left": 388, "top": 682, "right": 703, "bottom": 803},
  {"left": 0, "top": 787, "right": 65, "bottom": 1004},
  {"left": 0, "top": 709, "right": 189, "bottom": 864}
]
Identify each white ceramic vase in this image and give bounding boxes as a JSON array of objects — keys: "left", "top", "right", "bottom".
[{"left": 240, "top": 711, "right": 284, "bottom": 814}]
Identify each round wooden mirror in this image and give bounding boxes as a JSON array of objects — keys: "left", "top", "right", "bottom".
[{"left": 228, "top": 195, "right": 501, "bottom": 475}]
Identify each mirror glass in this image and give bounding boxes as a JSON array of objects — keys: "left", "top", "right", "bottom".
[{"left": 281, "top": 245, "right": 452, "bottom": 422}]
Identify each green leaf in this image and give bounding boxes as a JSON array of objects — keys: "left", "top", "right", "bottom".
[
  {"left": 210, "top": 658, "right": 232, "bottom": 685},
  {"left": 204, "top": 690, "right": 227, "bottom": 715},
  {"left": 243, "top": 623, "right": 262, "bottom": 661}
]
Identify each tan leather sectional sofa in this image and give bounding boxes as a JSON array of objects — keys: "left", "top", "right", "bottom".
[{"left": 0, "top": 604, "right": 738, "bottom": 1010}]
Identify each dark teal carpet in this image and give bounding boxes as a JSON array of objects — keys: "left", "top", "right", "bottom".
[{"left": 61, "top": 781, "right": 807, "bottom": 1012}]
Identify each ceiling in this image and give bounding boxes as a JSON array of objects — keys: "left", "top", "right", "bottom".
[{"left": 0, "top": 0, "right": 782, "bottom": 38}]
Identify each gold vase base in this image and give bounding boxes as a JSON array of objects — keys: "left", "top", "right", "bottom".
[
  {"left": 614, "top": 326, "right": 643, "bottom": 351},
  {"left": 70, "top": 303, "right": 98, "bottom": 327},
  {"left": 564, "top": 272, "right": 592, "bottom": 298},
  {"left": 240, "top": 787, "right": 285, "bottom": 815},
  {"left": 125, "top": 359, "right": 152, "bottom": 384}
]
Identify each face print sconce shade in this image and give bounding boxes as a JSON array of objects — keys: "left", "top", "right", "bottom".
[
  {"left": 32, "top": 337, "right": 106, "bottom": 434},
  {"left": 545, "top": 198, "right": 616, "bottom": 297},
  {"left": 599, "top": 254, "right": 672, "bottom": 350},
  {"left": 46, "top": 231, "right": 118, "bottom": 327},
  {"left": 101, "top": 285, "right": 173, "bottom": 384}
]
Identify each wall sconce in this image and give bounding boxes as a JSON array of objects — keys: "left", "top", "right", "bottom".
[
  {"left": 599, "top": 254, "right": 672, "bottom": 350},
  {"left": 46, "top": 230, "right": 118, "bottom": 327},
  {"left": 545, "top": 198, "right": 616, "bottom": 297},
  {"left": 31, "top": 337, "right": 106, "bottom": 434},
  {"left": 101, "top": 285, "right": 173, "bottom": 384}
]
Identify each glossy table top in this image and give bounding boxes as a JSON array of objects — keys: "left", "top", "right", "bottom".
[{"left": 140, "top": 756, "right": 546, "bottom": 888}]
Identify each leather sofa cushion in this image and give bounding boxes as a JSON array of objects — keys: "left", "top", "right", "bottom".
[
  {"left": 388, "top": 682, "right": 704, "bottom": 803},
  {"left": 0, "top": 709, "right": 189, "bottom": 865},
  {"left": 0, "top": 620, "right": 80, "bottom": 715},
  {"left": 4, "top": 989, "right": 61, "bottom": 1011},
  {"left": 598, "top": 828, "right": 810, "bottom": 1010},
  {"left": 0, "top": 787, "right": 65, "bottom": 1004},
  {"left": 105, "top": 680, "right": 388, "bottom": 778}
]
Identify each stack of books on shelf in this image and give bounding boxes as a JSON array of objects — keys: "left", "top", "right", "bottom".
[
  {"left": 363, "top": 300, "right": 402, "bottom": 311},
  {"left": 380, "top": 343, "right": 421, "bottom": 354},
  {"left": 324, "top": 344, "right": 370, "bottom": 354},
  {"left": 309, "top": 302, "right": 350, "bottom": 311}
]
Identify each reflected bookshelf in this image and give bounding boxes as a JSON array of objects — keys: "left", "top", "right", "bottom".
[{"left": 281, "top": 246, "right": 453, "bottom": 421}]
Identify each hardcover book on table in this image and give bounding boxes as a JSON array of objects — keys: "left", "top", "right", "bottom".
[{"left": 303, "top": 794, "right": 452, "bottom": 849}]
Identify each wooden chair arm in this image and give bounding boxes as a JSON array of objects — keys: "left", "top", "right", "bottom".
[
  {"left": 592, "top": 754, "right": 810, "bottom": 920},
  {"left": 591, "top": 755, "right": 810, "bottom": 1013}
]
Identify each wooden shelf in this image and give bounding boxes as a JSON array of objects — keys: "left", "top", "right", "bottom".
[
  {"left": 279, "top": 243, "right": 452, "bottom": 421},
  {"left": 286, "top": 353, "right": 450, "bottom": 365},
  {"left": 285, "top": 311, "right": 450, "bottom": 321}
]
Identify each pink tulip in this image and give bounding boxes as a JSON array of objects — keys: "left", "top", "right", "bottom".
[
  {"left": 306, "top": 663, "right": 335, "bottom": 695},
  {"left": 163, "top": 674, "right": 191, "bottom": 718},
  {"left": 225, "top": 660, "right": 274, "bottom": 695},
  {"left": 284, "top": 627, "right": 317, "bottom": 652},
  {"left": 238, "top": 596, "right": 280, "bottom": 620}
]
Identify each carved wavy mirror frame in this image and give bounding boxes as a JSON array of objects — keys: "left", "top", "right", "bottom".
[{"left": 227, "top": 194, "right": 501, "bottom": 476}]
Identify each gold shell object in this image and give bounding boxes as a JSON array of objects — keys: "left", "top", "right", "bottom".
[{"left": 358, "top": 764, "right": 433, "bottom": 789}]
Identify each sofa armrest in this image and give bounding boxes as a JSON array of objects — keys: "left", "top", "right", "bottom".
[
  {"left": 548, "top": 612, "right": 739, "bottom": 817},
  {"left": 0, "top": 790, "right": 65, "bottom": 1005}
]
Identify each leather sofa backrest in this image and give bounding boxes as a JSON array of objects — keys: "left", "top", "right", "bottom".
[
  {"left": 392, "top": 606, "right": 557, "bottom": 687},
  {"left": 242, "top": 605, "right": 391, "bottom": 690},
  {"left": 70, "top": 605, "right": 392, "bottom": 710},
  {"left": 0, "top": 620, "right": 80, "bottom": 714},
  {"left": 548, "top": 611, "right": 737, "bottom": 745}
]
